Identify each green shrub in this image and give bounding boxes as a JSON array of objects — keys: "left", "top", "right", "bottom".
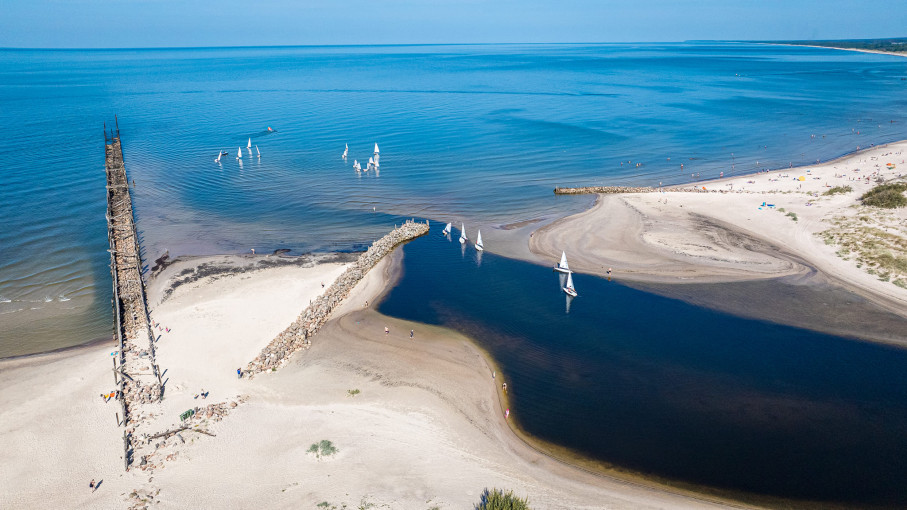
[
  {"left": 786, "top": 212, "right": 798, "bottom": 221},
  {"left": 308, "top": 440, "right": 338, "bottom": 459},
  {"left": 861, "top": 182, "right": 907, "bottom": 208},
  {"left": 475, "top": 488, "right": 531, "bottom": 510},
  {"left": 824, "top": 185, "right": 853, "bottom": 196}
]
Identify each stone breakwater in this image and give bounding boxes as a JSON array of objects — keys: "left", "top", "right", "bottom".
[
  {"left": 247, "top": 219, "right": 430, "bottom": 374},
  {"left": 554, "top": 185, "right": 766, "bottom": 195},
  {"left": 554, "top": 186, "right": 656, "bottom": 194}
]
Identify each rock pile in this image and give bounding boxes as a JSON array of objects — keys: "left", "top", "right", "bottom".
[
  {"left": 247, "top": 220, "right": 430, "bottom": 374},
  {"left": 554, "top": 186, "right": 656, "bottom": 194}
]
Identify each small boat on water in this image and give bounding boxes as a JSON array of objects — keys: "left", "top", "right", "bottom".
[
  {"left": 553, "top": 251, "right": 572, "bottom": 273},
  {"left": 353, "top": 160, "right": 361, "bottom": 171},
  {"left": 215, "top": 152, "right": 221, "bottom": 163},
  {"left": 256, "top": 145, "right": 261, "bottom": 158},
  {"left": 236, "top": 147, "right": 242, "bottom": 160},
  {"left": 220, "top": 150, "right": 229, "bottom": 156},
  {"left": 247, "top": 138, "right": 252, "bottom": 149},
  {"left": 459, "top": 223, "right": 468, "bottom": 244},
  {"left": 441, "top": 222, "right": 452, "bottom": 235},
  {"left": 563, "top": 272, "right": 578, "bottom": 297},
  {"left": 342, "top": 143, "right": 348, "bottom": 159},
  {"left": 374, "top": 143, "right": 379, "bottom": 155},
  {"left": 476, "top": 230, "right": 484, "bottom": 251},
  {"left": 368, "top": 157, "right": 375, "bottom": 170}
]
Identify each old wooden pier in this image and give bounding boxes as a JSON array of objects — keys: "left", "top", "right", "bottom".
[{"left": 104, "top": 119, "right": 162, "bottom": 470}]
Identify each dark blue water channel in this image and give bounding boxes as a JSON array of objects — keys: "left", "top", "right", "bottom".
[{"left": 379, "top": 225, "right": 907, "bottom": 507}]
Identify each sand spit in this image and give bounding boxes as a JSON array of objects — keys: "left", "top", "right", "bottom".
[
  {"left": 1, "top": 243, "right": 742, "bottom": 509},
  {"left": 530, "top": 142, "right": 907, "bottom": 327}
]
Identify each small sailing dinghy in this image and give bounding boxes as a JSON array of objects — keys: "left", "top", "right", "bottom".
[
  {"left": 563, "top": 272, "right": 578, "bottom": 297},
  {"left": 553, "top": 251, "right": 572, "bottom": 273},
  {"left": 353, "top": 160, "right": 361, "bottom": 171},
  {"left": 215, "top": 151, "right": 222, "bottom": 163},
  {"left": 459, "top": 223, "right": 468, "bottom": 244},
  {"left": 368, "top": 157, "right": 375, "bottom": 170},
  {"left": 256, "top": 145, "right": 261, "bottom": 158},
  {"left": 476, "top": 230, "right": 484, "bottom": 251},
  {"left": 247, "top": 138, "right": 252, "bottom": 149},
  {"left": 442, "top": 222, "right": 452, "bottom": 235},
  {"left": 374, "top": 143, "right": 379, "bottom": 155},
  {"left": 236, "top": 147, "right": 242, "bottom": 160},
  {"left": 342, "top": 143, "right": 348, "bottom": 159}
]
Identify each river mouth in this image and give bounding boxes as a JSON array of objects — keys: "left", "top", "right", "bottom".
[{"left": 378, "top": 224, "right": 907, "bottom": 508}]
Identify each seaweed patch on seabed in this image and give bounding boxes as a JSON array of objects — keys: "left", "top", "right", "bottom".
[{"left": 160, "top": 252, "right": 362, "bottom": 301}]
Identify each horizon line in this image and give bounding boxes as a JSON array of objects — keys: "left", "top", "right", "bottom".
[{"left": 0, "top": 40, "right": 822, "bottom": 52}]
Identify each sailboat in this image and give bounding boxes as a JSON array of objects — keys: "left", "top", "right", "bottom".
[
  {"left": 553, "top": 251, "right": 572, "bottom": 273},
  {"left": 247, "top": 138, "right": 252, "bottom": 149},
  {"left": 459, "top": 223, "right": 467, "bottom": 244},
  {"left": 353, "top": 160, "right": 361, "bottom": 171},
  {"left": 441, "top": 222, "right": 452, "bottom": 235},
  {"left": 374, "top": 143, "right": 379, "bottom": 155},
  {"left": 342, "top": 144, "right": 348, "bottom": 159},
  {"left": 236, "top": 147, "right": 242, "bottom": 160},
  {"left": 215, "top": 152, "right": 221, "bottom": 163},
  {"left": 475, "top": 230, "right": 484, "bottom": 251},
  {"left": 256, "top": 145, "right": 261, "bottom": 158},
  {"left": 563, "top": 272, "right": 578, "bottom": 297},
  {"left": 368, "top": 157, "right": 375, "bottom": 170}
]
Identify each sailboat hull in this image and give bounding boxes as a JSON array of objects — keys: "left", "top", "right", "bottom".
[
  {"left": 459, "top": 238, "right": 467, "bottom": 244},
  {"left": 563, "top": 287, "right": 578, "bottom": 297},
  {"left": 476, "top": 245, "right": 484, "bottom": 251}
]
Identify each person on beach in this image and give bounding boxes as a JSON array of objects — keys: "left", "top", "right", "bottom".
[
  {"left": 89, "top": 479, "right": 95, "bottom": 491},
  {"left": 410, "top": 329, "right": 414, "bottom": 339},
  {"left": 385, "top": 326, "right": 389, "bottom": 335},
  {"left": 607, "top": 267, "right": 612, "bottom": 276},
  {"left": 237, "top": 368, "right": 242, "bottom": 379}
]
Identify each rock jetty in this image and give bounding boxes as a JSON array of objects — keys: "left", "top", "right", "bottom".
[
  {"left": 247, "top": 219, "right": 430, "bottom": 374},
  {"left": 554, "top": 186, "right": 656, "bottom": 194}
]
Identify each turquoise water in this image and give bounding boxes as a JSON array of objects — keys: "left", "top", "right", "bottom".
[
  {"left": 380, "top": 230, "right": 907, "bottom": 507},
  {"left": 1, "top": 43, "right": 906, "bottom": 356}
]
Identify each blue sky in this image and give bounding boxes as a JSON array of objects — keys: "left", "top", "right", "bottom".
[{"left": 0, "top": 0, "right": 904, "bottom": 48}]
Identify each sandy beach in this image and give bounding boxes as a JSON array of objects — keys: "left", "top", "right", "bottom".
[
  {"left": 528, "top": 142, "right": 907, "bottom": 338},
  {"left": 2, "top": 142, "right": 905, "bottom": 508},
  {"left": 1, "top": 246, "right": 741, "bottom": 509}
]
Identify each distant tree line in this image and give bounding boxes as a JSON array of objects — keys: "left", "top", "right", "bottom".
[{"left": 770, "top": 38, "right": 907, "bottom": 53}]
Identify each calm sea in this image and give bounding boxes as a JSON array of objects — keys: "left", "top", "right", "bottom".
[
  {"left": 380, "top": 230, "right": 907, "bottom": 507},
  {"left": 1, "top": 43, "right": 906, "bottom": 357}
]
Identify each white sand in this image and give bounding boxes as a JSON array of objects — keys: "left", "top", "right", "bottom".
[
  {"left": 530, "top": 142, "right": 907, "bottom": 317},
  {"left": 0, "top": 250, "right": 734, "bottom": 509}
]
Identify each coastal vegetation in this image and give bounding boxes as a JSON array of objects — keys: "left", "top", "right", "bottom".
[
  {"left": 474, "top": 488, "right": 531, "bottom": 510},
  {"left": 860, "top": 182, "right": 907, "bottom": 209},
  {"left": 819, "top": 207, "right": 907, "bottom": 287},
  {"left": 823, "top": 185, "right": 853, "bottom": 196},
  {"left": 773, "top": 37, "right": 907, "bottom": 53},
  {"left": 308, "top": 440, "right": 339, "bottom": 459}
]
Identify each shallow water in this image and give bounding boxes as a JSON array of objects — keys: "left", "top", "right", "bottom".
[
  {"left": 379, "top": 228, "right": 907, "bottom": 507},
  {"left": 2, "top": 43, "right": 906, "bottom": 356}
]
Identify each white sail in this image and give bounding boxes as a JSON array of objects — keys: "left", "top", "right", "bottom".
[
  {"left": 368, "top": 156, "right": 374, "bottom": 169},
  {"left": 374, "top": 143, "right": 379, "bottom": 154},
  {"left": 353, "top": 160, "right": 360, "bottom": 171},
  {"left": 256, "top": 145, "right": 260, "bottom": 157},
  {"left": 247, "top": 138, "right": 252, "bottom": 149},
  {"left": 564, "top": 272, "right": 577, "bottom": 297},
  {"left": 476, "top": 230, "right": 484, "bottom": 251},
  {"left": 459, "top": 223, "right": 467, "bottom": 244},
  {"left": 342, "top": 144, "right": 348, "bottom": 158},
  {"left": 554, "top": 251, "right": 572, "bottom": 273},
  {"left": 237, "top": 147, "right": 242, "bottom": 159},
  {"left": 442, "top": 222, "right": 451, "bottom": 235}
]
